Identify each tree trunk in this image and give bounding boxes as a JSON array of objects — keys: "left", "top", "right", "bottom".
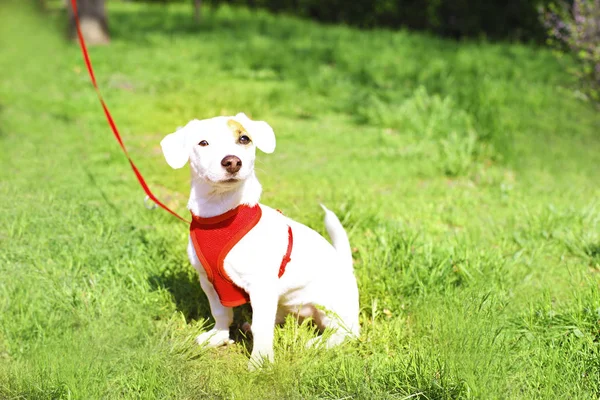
[
  {"left": 67, "top": 0, "right": 110, "bottom": 45},
  {"left": 194, "top": 0, "right": 202, "bottom": 24}
]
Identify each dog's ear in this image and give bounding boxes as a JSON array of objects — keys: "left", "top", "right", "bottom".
[
  {"left": 234, "top": 113, "right": 276, "bottom": 154},
  {"left": 160, "top": 121, "right": 197, "bottom": 169}
]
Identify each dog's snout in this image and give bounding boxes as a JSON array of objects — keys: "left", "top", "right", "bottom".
[{"left": 221, "top": 155, "right": 242, "bottom": 174}]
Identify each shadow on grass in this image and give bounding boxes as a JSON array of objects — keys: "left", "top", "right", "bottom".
[
  {"left": 148, "top": 265, "right": 255, "bottom": 353},
  {"left": 585, "top": 242, "right": 600, "bottom": 268},
  {"left": 109, "top": 6, "right": 202, "bottom": 43},
  {"left": 107, "top": 4, "right": 297, "bottom": 44},
  {"left": 82, "top": 167, "right": 122, "bottom": 215},
  {"left": 149, "top": 266, "right": 211, "bottom": 322}
]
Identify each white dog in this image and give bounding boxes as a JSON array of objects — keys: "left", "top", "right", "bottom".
[{"left": 160, "top": 113, "right": 359, "bottom": 369}]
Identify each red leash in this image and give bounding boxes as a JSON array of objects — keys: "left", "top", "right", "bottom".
[{"left": 70, "top": 0, "right": 189, "bottom": 224}]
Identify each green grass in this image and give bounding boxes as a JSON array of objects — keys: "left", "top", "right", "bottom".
[{"left": 1, "top": 1, "right": 600, "bottom": 398}]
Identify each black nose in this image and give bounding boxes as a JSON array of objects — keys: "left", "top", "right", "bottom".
[{"left": 221, "top": 155, "right": 242, "bottom": 174}]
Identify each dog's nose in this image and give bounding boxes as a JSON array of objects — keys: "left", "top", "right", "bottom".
[{"left": 221, "top": 155, "right": 242, "bottom": 174}]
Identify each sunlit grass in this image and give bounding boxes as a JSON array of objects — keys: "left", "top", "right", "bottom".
[{"left": 1, "top": 2, "right": 599, "bottom": 398}]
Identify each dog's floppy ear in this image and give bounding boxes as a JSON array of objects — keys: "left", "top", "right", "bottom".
[
  {"left": 234, "top": 112, "right": 276, "bottom": 154},
  {"left": 160, "top": 121, "right": 197, "bottom": 169}
]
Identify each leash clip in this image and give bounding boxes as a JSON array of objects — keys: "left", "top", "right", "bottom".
[{"left": 144, "top": 195, "right": 158, "bottom": 210}]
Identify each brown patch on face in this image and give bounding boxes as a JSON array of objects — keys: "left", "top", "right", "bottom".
[{"left": 227, "top": 119, "right": 250, "bottom": 143}]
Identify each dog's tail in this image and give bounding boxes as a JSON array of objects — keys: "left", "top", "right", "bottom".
[{"left": 321, "top": 204, "right": 353, "bottom": 269}]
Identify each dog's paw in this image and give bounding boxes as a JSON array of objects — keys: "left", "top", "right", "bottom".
[
  {"left": 196, "top": 329, "right": 233, "bottom": 348},
  {"left": 247, "top": 350, "right": 274, "bottom": 371}
]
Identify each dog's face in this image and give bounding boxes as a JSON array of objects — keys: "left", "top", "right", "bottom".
[{"left": 160, "top": 113, "right": 275, "bottom": 188}]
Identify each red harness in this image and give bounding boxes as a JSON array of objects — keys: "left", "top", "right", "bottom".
[{"left": 190, "top": 205, "right": 293, "bottom": 307}]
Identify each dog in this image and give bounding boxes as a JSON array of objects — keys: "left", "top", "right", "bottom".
[{"left": 160, "top": 113, "right": 360, "bottom": 369}]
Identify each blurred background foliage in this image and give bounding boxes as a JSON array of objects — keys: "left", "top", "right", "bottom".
[
  {"left": 540, "top": 0, "right": 600, "bottom": 101},
  {"left": 133, "top": 0, "right": 552, "bottom": 41},
  {"left": 116, "top": 0, "right": 598, "bottom": 100}
]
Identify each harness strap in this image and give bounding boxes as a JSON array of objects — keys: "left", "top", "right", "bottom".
[{"left": 279, "top": 226, "right": 293, "bottom": 278}]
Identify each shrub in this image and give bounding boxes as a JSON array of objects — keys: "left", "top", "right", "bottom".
[
  {"left": 134, "top": 0, "right": 551, "bottom": 41},
  {"left": 244, "top": 0, "right": 551, "bottom": 41},
  {"left": 541, "top": 0, "right": 600, "bottom": 102}
]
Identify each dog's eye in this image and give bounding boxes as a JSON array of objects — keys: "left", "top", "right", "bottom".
[
  {"left": 238, "top": 135, "right": 251, "bottom": 145},
  {"left": 198, "top": 140, "right": 209, "bottom": 147}
]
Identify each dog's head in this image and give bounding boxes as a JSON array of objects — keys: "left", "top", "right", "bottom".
[{"left": 160, "top": 113, "right": 275, "bottom": 188}]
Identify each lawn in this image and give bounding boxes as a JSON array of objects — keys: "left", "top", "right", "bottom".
[{"left": 1, "top": 1, "right": 599, "bottom": 399}]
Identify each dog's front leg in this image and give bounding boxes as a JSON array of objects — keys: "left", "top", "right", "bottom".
[
  {"left": 196, "top": 276, "right": 234, "bottom": 347},
  {"left": 248, "top": 285, "right": 278, "bottom": 370}
]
